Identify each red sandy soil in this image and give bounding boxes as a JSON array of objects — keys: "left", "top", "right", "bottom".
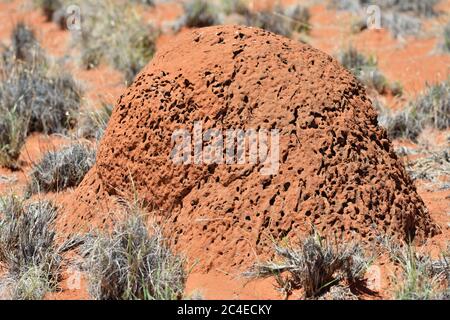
[{"left": 0, "top": 0, "right": 448, "bottom": 300}]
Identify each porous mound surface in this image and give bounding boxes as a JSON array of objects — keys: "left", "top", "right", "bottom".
[{"left": 66, "top": 25, "right": 438, "bottom": 271}]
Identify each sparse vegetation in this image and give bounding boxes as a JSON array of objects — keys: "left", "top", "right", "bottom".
[
  {"left": 242, "top": 4, "right": 311, "bottom": 38},
  {"left": 405, "top": 150, "right": 450, "bottom": 190},
  {"left": 382, "top": 12, "right": 422, "bottom": 39},
  {"left": 0, "top": 23, "right": 82, "bottom": 168},
  {"left": 379, "top": 0, "right": 439, "bottom": 17},
  {"left": 33, "top": 0, "right": 64, "bottom": 22},
  {"left": 1, "top": 22, "right": 45, "bottom": 69},
  {"left": 439, "top": 21, "right": 450, "bottom": 53},
  {"left": 1, "top": 65, "right": 79, "bottom": 139},
  {"left": 246, "top": 233, "right": 371, "bottom": 299},
  {"left": 337, "top": 46, "right": 401, "bottom": 95},
  {"left": 330, "top": 0, "right": 439, "bottom": 38},
  {"left": 0, "top": 195, "right": 61, "bottom": 299},
  {"left": 176, "top": 0, "right": 310, "bottom": 38},
  {"left": 0, "top": 62, "right": 81, "bottom": 135},
  {"left": 384, "top": 79, "right": 450, "bottom": 140},
  {"left": 77, "top": 0, "right": 158, "bottom": 84},
  {"left": 221, "top": 0, "right": 250, "bottom": 16},
  {"left": 380, "top": 238, "right": 449, "bottom": 300},
  {"left": 82, "top": 202, "right": 186, "bottom": 300},
  {"left": 182, "top": 0, "right": 221, "bottom": 28},
  {"left": 77, "top": 103, "right": 113, "bottom": 140},
  {"left": 27, "top": 143, "right": 96, "bottom": 195},
  {"left": 0, "top": 106, "right": 29, "bottom": 169}
]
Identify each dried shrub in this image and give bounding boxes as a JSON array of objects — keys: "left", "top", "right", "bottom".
[
  {"left": 0, "top": 196, "right": 61, "bottom": 300},
  {"left": 27, "top": 143, "right": 96, "bottom": 195},
  {"left": 82, "top": 202, "right": 186, "bottom": 300}
]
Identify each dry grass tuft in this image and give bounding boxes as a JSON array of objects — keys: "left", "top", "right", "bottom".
[
  {"left": 0, "top": 195, "right": 61, "bottom": 299},
  {"left": 246, "top": 233, "right": 371, "bottom": 299},
  {"left": 81, "top": 202, "right": 186, "bottom": 300}
]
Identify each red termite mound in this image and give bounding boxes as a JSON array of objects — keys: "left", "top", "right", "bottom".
[{"left": 62, "top": 25, "right": 438, "bottom": 271}]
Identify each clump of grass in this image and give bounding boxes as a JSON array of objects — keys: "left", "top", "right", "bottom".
[
  {"left": 2, "top": 22, "right": 45, "bottom": 68},
  {"left": 337, "top": 46, "right": 400, "bottom": 95},
  {"left": 244, "top": 4, "right": 311, "bottom": 38},
  {"left": 392, "top": 246, "right": 439, "bottom": 299},
  {"left": 27, "top": 143, "right": 96, "bottom": 195},
  {"left": 405, "top": 150, "right": 450, "bottom": 190},
  {"left": 246, "top": 9, "right": 292, "bottom": 37},
  {"left": 77, "top": 103, "right": 113, "bottom": 140},
  {"left": 0, "top": 23, "right": 82, "bottom": 169},
  {"left": 282, "top": 4, "right": 311, "bottom": 34},
  {"left": 444, "top": 22, "right": 450, "bottom": 52},
  {"left": 385, "top": 79, "right": 449, "bottom": 140},
  {"left": 181, "top": 0, "right": 221, "bottom": 28},
  {"left": 0, "top": 62, "right": 81, "bottom": 135},
  {"left": 221, "top": 0, "right": 250, "bottom": 16},
  {"left": 382, "top": 0, "right": 439, "bottom": 18},
  {"left": 438, "top": 21, "right": 450, "bottom": 53},
  {"left": 176, "top": 1, "right": 310, "bottom": 38},
  {"left": 246, "top": 233, "right": 371, "bottom": 299},
  {"left": 380, "top": 238, "right": 449, "bottom": 300},
  {"left": 0, "top": 195, "right": 61, "bottom": 299},
  {"left": 0, "top": 106, "right": 29, "bottom": 169},
  {"left": 82, "top": 203, "right": 186, "bottom": 300},
  {"left": 33, "top": 0, "right": 64, "bottom": 22},
  {"left": 77, "top": 0, "right": 158, "bottom": 84}
]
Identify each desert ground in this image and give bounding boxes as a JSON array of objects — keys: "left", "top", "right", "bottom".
[{"left": 0, "top": 0, "right": 449, "bottom": 300}]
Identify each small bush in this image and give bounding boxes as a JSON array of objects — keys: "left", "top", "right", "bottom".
[
  {"left": 337, "top": 46, "right": 397, "bottom": 95},
  {"left": 0, "top": 63, "right": 81, "bottom": 135},
  {"left": 33, "top": 0, "right": 64, "bottom": 22},
  {"left": 380, "top": 238, "right": 449, "bottom": 300},
  {"left": 82, "top": 203, "right": 186, "bottom": 300},
  {"left": 2, "top": 22, "right": 45, "bottom": 68},
  {"left": 382, "top": 12, "right": 422, "bottom": 39},
  {"left": 246, "top": 233, "right": 371, "bottom": 298},
  {"left": 246, "top": 9, "right": 292, "bottom": 37},
  {"left": 283, "top": 4, "right": 311, "bottom": 34},
  {"left": 77, "top": 103, "right": 113, "bottom": 140},
  {"left": 386, "top": 79, "right": 450, "bottom": 140},
  {"left": 0, "top": 106, "right": 29, "bottom": 169},
  {"left": 382, "top": 0, "right": 439, "bottom": 18},
  {"left": 0, "top": 196, "right": 60, "bottom": 299},
  {"left": 405, "top": 150, "right": 450, "bottom": 190},
  {"left": 181, "top": 0, "right": 221, "bottom": 28},
  {"left": 439, "top": 22, "right": 450, "bottom": 53},
  {"left": 221, "top": 0, "right": 250, "bottom": 16},
  {"left": 177, "top": 1, "right": 310, "bottom": 38},
  {"left": 27, "top": 143, "right": 96, "bottom": 195},
  {"left": 244, "top": 4, "right": 311, "bottom": 38},
  {"left": 78, "top": 0, "right": 158, "bottom": 84},
  {"left": 0, "top": 23, "right": 82, "bottom": 142},
  {"left": 338, "top": 45, "right": 376, "bottom": 71}
]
